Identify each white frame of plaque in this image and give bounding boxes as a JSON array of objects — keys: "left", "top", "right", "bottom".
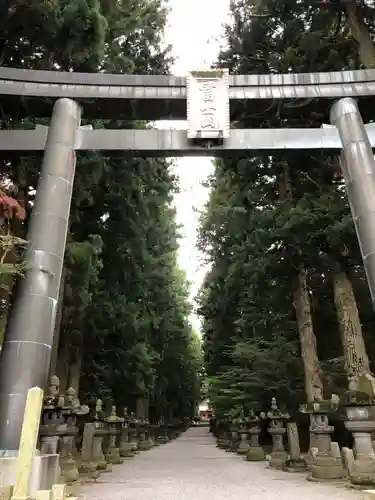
[{"left": 187, "top": 68, "right": 230, "bottom": 140}]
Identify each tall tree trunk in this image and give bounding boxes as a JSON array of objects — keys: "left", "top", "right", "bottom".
[
  {"left": 344, "top": 1, "right": 375, "bottom": 68},
  {"left": 293, "top": 266, "right": 324, "bottom": 401},
  {"left": 135, "top": 396, "right": 147, "bottom": 419},
  {"left": 68, "top": 344, "right": 82, "bottom": 394},
  {"left": 332, "top": 267, "right": 370, "bottom": 382},
  {"left": 279, "top": 163, "right": 324, "bottom": 401},
  {"left": 56, "top": 341, "right": 70, "bottom": 394}
]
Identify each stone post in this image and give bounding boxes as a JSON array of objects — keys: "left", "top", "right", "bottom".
[
  {"left": 78, "top": 423, "right": 97, "bottom": 477},
  {"left": 285, "top": 422, "right": 306, "bottom": 472},
  {"left": 0, "top": 99, "right": 81, "bottom": 451},
  {"left": 12, "top": 387, "right": 43, "bottom": 500}
]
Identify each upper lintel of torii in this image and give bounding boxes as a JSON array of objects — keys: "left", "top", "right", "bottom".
[
  {"left": 1, "top": 65, "right": 375, "bottom": 120},
  {"left": 1, "top": 67, "right": 375, "bottom": 155}
]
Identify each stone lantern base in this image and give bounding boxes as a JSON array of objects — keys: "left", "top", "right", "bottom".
[
  {"left": 119, "top": 442, "right": 135, "bottom": 459},
  {"left": 60, "top": 456, "right": 80, "bottom": 483},
  {"left": 246, "top": 446, "right": 265, "bottom": 462},
  {"left": 237, "top": 442, "right": 249, "bottom": 455},
  {"left": 269, "top": 451, "right": 289, "bottom": 469},
  {"left": 105, "top": 447, "right": 123, "bottom": 465},
  {"left": 349, "top": 459, "right": 375, "bottom": 486},
  {"left": 309, "top": 455, "right": 345, "bottom": 480}
]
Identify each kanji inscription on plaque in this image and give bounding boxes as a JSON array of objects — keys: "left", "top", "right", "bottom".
[{"left": 187, "top": 69, "right": 230, "bottom": 140}]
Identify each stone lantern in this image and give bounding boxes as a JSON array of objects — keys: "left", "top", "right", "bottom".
[
  {"left": 91, "top": 398, "right": 110, "bottom": 471},
  {"left": 104, "top": 406, "right": 124, "bottom": 464},
  {"left": 245, "top": 410, "right": 265, "bottom": 462},
  {"left": 39, "top": 375, "right": 63, "bottom": 455},
  {"left": 59, "top": 387, "right": 89, "bottom": 482},
  {"left": 128, "top": 412, "right": 140, "bottom": 453},
  {"left": 266, "top": 397, "right": 290, "bottom": 469},
  {"left": 300, "top": 395, "right": 345, "bottom": 480},
  {"left": 236, "top": 408, "right": 249, "bottom": 455},
  {"left": 227, "top": 408, "right": 241, "bottom": 452},
  {"left": 343, "top": 389, "right": 375, "bottom": 486},
  {"left": 119, "top": 407, "right": 135, "bottom": 459}
]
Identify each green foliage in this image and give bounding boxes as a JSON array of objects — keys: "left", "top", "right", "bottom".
[
  {"left": 1, "top": 0, "right": 201, "bottom": 421},
  {"left": 198, "top": 0, "right": 375, "bottom": 414}
]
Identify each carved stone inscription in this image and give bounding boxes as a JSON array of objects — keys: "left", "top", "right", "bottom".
[{"left": 187, "top": 69, "right": 229, "bottom": 140}]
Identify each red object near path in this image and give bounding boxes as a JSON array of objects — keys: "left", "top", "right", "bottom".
[{"left": 0, "top": 194, "right": 26, "bottom": 221}]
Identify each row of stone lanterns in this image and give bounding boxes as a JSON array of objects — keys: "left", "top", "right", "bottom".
[
  {"left": 39, "top": 375, "right": 188, "bottom": 483},
  {"left": 214, "top": 389, "right": 375, "bottom": 487}
]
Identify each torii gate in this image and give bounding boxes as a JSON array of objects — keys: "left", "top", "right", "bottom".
[{"left": 0, "top": 66, "right": 373, "bottom": 450}]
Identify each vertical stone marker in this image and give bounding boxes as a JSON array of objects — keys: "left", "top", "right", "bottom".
[
  {"left": 286, "top": 422, "right": 306, "bottom": 471},
  {"left": 12, "top": 387, "right": 44, "bottom": 500},
  {"left": 287, "top": 422, "right": 300, "bottom": 461}
]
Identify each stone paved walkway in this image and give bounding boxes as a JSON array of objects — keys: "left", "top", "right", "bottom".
[{"left": 76, "top": 426, "right": 364, "bottom": 500}]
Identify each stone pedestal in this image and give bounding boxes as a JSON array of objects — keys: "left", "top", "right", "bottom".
[
  {"left": 78, "top": 422, "right": 98, "bottom": 477},
  {"left": 246, "top": 424, "right": 265, "bottom": 462},
  {"left": 138, "top": 423, "right": 149, "bottom": 451},
  {"left": 268, "top": 427, "right": 288, "bottom": 469},
  {"left": 59, "top": 426, "right": 79, "bottom": 483},
  {"left": 92, "top": 425, "right": 109, "bottom": 471},
  {"left": 142, "top": 421, "right": 155, "bottom": 450},
  {"left": 158, "top": 426, "right": 169, "bottom": 444},
  {"left": 284, "top": 422, "right": 306, "bottom": 472},
  {"left": 119, "top": 424, "right": 134, "bottom": 459},
  {"left": 345, "top": 403, "right": 375, "bottom": 486},
  {"left": 227, "top": 429, "right": 239, "bottom": 452},
  {"left": 150, "top": 425, "right": 160, "bottom": 446},
  {"left": 0, "top": 453, "right": 60, "bottom": 495}
]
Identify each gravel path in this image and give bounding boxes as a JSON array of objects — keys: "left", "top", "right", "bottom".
[{"left": 76, "top": 426, "right": 364, "bottom": 500}]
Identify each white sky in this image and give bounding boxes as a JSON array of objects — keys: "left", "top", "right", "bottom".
[{"left": 160, "top": 0, "right": 230, "bottom": 333}]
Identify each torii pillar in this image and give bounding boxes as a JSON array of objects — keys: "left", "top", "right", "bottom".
[
  {"left": 0, "top": 98, "right": 81, "bottom": 451},
  {"left": 330, "top": 97, "right": 375, "bottom": 309}
]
